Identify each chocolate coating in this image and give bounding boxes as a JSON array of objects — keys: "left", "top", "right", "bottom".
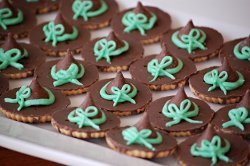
[
  {"left": 111, "top": 6, "right": 171, "bottom": 42},
  {"left": 162, "top": 27, "right": 223, "bottom": 61},
  {"left": 0, "top": 74, "right": 8, "bottom": 96},
  {"left": 35, "top": 60, "right": 99, "bottom": 91},
  {"left": 60, "top": 0, "right": 119, "bottom": 28},
  {"left": 220, "top": 37, "right": 250, "bottom": 72}
]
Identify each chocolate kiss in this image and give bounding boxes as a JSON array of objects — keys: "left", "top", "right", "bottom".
[
  {"left": 106, "top": 71, "right": 127, "bottom": 94},
  {"left": 218, "top": 57, "right": 239, "bottom": 82},
  {"left": 55, "top": 50, "right": 80, "bottom": 71},
  {"left": 54, "top": 12, "right": 73, "bottom": 33},
  {"left": 134, "top": 113, "right": 157, "bottom": 138},
  {"left": 237, "top": 89, "right": 250, "bottom": 110},
  {"left": 133, "top": 2, "right": 152, "bottom": 19},
  {"left": 106, "top": 31, "right": 124, "bottom": 48},
  {"left": 2, "top": 33, "right": 25, "bottom": 53},
  {"left": 178, "top": 20, "right": 195, "bottom": 39},
  {"left": 29, "top": 77, "right": 49, "bottom": 99},
  {"left": 196, "top": 124, "right": 219, "bottom": 147},
  {"left": 239, "top": 35, "right": 250, "bottom": 50},
  {"left": 169, "top": 86, "right": 188, "bottom": 107},
  {"left": 155, "top": 43, "right": 169, "bottom": 62},
  {"left": 80, "top": 92, "right": 95, "bottom": 110},
  {"left": 0, "top": 0, "right": 18, "bottom": 16}
]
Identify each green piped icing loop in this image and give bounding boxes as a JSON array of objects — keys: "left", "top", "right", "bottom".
[
  {"left": 0, "top": 8, "right": 23, "bottom": 30},
  {"left": 72, "top": 0, "right": 108, "bottom": 21},
  {"left": 172, "top": 28, "right": 207, "bottom": 54},
  {"left": 122, "top": 127, "right": 163, "bottom": 151},
  {"left": 100, "top": 82, "right": 137, "bottom": 107},
  {"left": 94, "top": 38, "right": 129, "bottom": 63},
  {"left": 162, "top": 99, "right": 203, "bottom": 127},
  {"left": 4, "top": 85, "right": 55, "bottom": 111},
  {"left": 203, "top": 69, "right": 245, "bottom": 95},
  {"left": 43, "top": 21, "right": 78, "bottom": 47},
  {"left": 68, "top": 106, "right": 106, "bottom": 130},
  {"left": 190, "top": 135, "right": 231, "bottom": 165},
  {"left": 122, "top": 11, "right": 157, "bottom": 36},
  {"left": 0, "top": 48, "right": 28, "bottom": 70},
  {"left": 50, "top": 63, "right": 85, "bottom": 87},
  {"left": 233, "top": 42, "right": 250, "bottom": 61},
  {"left": 222, "top": 107, "right": 250, "bottom": 131},
  {"left": 147, "top": 56, "right": 183, "bottom": 82}
]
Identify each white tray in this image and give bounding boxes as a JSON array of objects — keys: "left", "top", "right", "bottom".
[{"left": 0, "top": 0, "right": 249, "bottom": 165}]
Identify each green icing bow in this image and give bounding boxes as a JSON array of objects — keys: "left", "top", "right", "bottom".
[
  {"left": 147, "top": 56, "right": 183, "bottom": 82},
  {"left": 100, "top": 82, "right": 137, "bottom": 107},
  {"left": 122, "top": 12, "right": 157, "bottom": 36},
  {"left": 43, "top": 21, "right": 78, "bottom": 47},
  {"left": 0, "top": 8, "right": 23, "bottom": 30},
  {"left": 50, "top": 63, "right": 85, "bottom": 87},
  {"left": 203, "top": 69, "right": 245, "bottom": 95},
  {"left": 4, "top": 85, "right": 55, "bottom": 111},
  {"left": 222, "top": 107, "right": 250, "bottom": 131},
  {"left": 72, "top": 0, "right": 108, "bottom": 21},
  {"left": 0, "top": 48, "right": 28, "bottom": 70},
  {"left": 94, "top": 38, "right": 129, "bottom": 63},
  {"left": 122, "top": 127, "right": 163, "bottom": 151},
  {"left": 191, "top": 136, "right": 231, "bottom": 165},
  {"left": 172, "top": 28, "right": 207, "bottom": 54},
  {"left": 233, "top": 42, "right": 250, "bottom": 61},
  {"left": 162, "top": 99, "right": 203, "bottom": 127},
  {"left": 68, "top": 106, "right": 106, "bottom": 130}
]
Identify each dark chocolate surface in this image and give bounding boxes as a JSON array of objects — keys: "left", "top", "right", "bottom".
[
  {"left": 35, "top": 60, "right": 99, "bottom": 91},
  {"left": 111, "top": 6, "right": 171, "bottom": 41},
  {"left": 89, "top": 79, "right": 152, "bottom": 113},
  {"left": 0, "top": 74, "right": 9, "bottom": 96},
  {"left": 60, "top": 0, "right": 118, "bottom": 27},
  {"left": 129, "top": 54, "right": 197, "bottom": 86},
  {"left": 0, "top": 43, "right": 46, "bottom": 75},
  {"left": 148, "top": 96, "right": 214, "bottom": 133},
  {"left": 162, "top": 27, "right": 223, "bottom": 60}
]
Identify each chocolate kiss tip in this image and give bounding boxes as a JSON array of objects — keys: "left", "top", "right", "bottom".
[
  {"left": 107, "top": 31, "right": 124, "bottom": 47},
  {"left": 196, "top": 124, "right": 217, "bottom": 146},
  {"left": 178, "top": 20, "right": 195, "bottom": 38},
  {"left": 29, "top": 77, "right": 49, "bottom": 99},
  {"left": 56, "top": 50, "right": 78, "bottom": 71},
  {"left": 155, "top": 44, "right": 168, "bottom": 61},
  {"left": 133, "top": 1, "right": 151, "bottom": 18},
  {"left": 238, "top": 89, "right": 250, "bottom": 109},
  {"left": 106, "top": 71, "right": 127, "bottom": 94},
  {"left": 80, "top": 92, "right": 95, "bottom": 110},
  {"left": 2, "top": 32, "right": 23, "bottom": 51},
  {"left": 169, "top": 86, "right": 188, "bottom": 106},
  {"left": 54, "top": 12, "right": 72, "bottom": 32},
  {"left": 134, "top": 113, "right": 154, "bottom": 131}
]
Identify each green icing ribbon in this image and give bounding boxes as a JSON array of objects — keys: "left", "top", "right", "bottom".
[
  {"left": 122, "top": 11, "right": 157, "bottom": 36},
  {"left": 72, "top": 0, "right": 108, "bottom": 21},
  {"left": 4, "top": 85, "right": 55, "bottom": 111},
  {"left": 190, "top": 135, "right": 231, "bottom": 165},
  {"left": 0, "top": 48, "right": 28, "bottom": 70},
  {"left": 50, "top": 63, "right": 85, "bottom": 87},
  {"left": 100, "top": 82, "right": 137, "bottom": 107},
  {"left": 203, "top": 69, "right": 245, "bottom": 95},
  {"left": 171, "top": 28, "right": 207, "bottom": 54},
  {"left": 162, "top": 99, "right": 203, "bottom": 127},
  {"left": 122, "top": 126, "right": 163, "bottom": 151},
  {"left": 147, "top": 56, "right": 183, "bottom": 82},
  {"left": 0, "top": 8, "right": 23, "bottom": 30},
  {"left": 68, "top": 106, "right": 106, "bottom": 130},
  {"left": 43, "top": 21, "right": 78, "bottom": 47},
  {"left": 94, "top": 38, "right": 129, "bottom": 63},
  {"left": 233, "top": 42, "right": 250, "bottom": 61},
  {"left": 222, "top": 107, "right": 250, "bottom": 131}
]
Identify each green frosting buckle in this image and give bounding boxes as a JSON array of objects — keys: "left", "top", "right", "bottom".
[
  {"left": 222, "top": 107, "right": 250, "bottom": 131},
  {"left": 122, "top": 12, "right": 157, "bottom": 36},
  {"left": 233, "top": 42, "right": 250, "bottom": 61},
  {"left": 190, "top": 135, "right": 231, "bottom": 165},
  {"left": 51, "top": 63, "right": 85, "bottom": 87},
  {"left": 122, "top": 126, "right": 163, "bottom": 151},
  {"left": 162, "top": 99, "right": 203, "bottom": 127},
  {"left": 171, "top": 28, "right": 207, "bottom": 54},
  {"left": 68, "top": 106, "right": 106, "bottom": 130},
  {"left": 72, "top": 0, "right": 108, "bottom": 21},
  {"left": 4, "top": 85, "right": 55, "bottom": 111},
  {"left": 100, "top": 82, "right": 137, "bottom": 107},
  {"left": 43, "top": 21, "right": 78, "bottom": 47},
  {"left": 203, "top": 69, "right": 245, "bottom": 95},
  {"left": 147, "top": 56, "right": 183, "bottom": 82},
  {"left": 0, "top": 8, "right": 23, "bottom": 30},
  {"left": 94, "top": 38, "right": 129, "bottom": 63},
  {"left": 0, "top": 48, "right": 28, "bottom": 70}
]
